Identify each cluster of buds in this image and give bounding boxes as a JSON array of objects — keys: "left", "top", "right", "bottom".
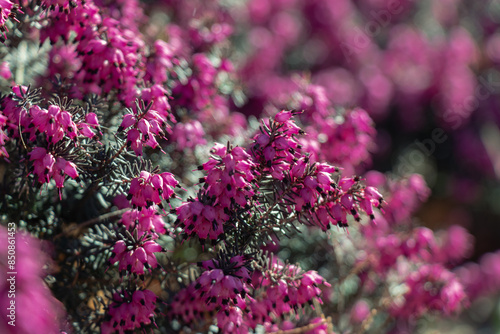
[
  {"left": 247, "top": 262, "right": 331, "bottom": 331},
  {"left": 308, "top": 176, "right": 383, "bottom": 230},
  {"left": 251, "top": 110, "right": 303, "bottom": 179},
  {"left": 39, "top": 0, "right": 100, "bottom": 45},
  {"left": 195, "top": 254, "right": 253, "bottom": 306},
  {"left": 28, "top": 147, "right": 79, "bottom": 189},
  {"left": 175, "top": 194, "right": 229, "bottom": 241},
  {"left": 31, "top": 105, "right": 99, "bottom": 143},
  {"left": 101, "top": 289, "right": 157, "bottom": 334},
  {"left": 37, "top": 0, "right": 171, "bottom": 111},
  {"left": 127, "top": 170, "right": 178, "bottom": 210},
  {"left": 254, "top": 133, "right": 384, "bottom": 231},
  {"left": 119, "top": 90, "right": 174, "bottom": 156},
  {"left": 109, "top": 237, "right": 162, "bottom": 276},
  {"left": 2, "top": 86, "right": 101, "bottom": 144},
  {"left": 175, "top": 142, "right": 258, "bottom": 242},
  {"left": 41, "top": 0, "right": 145, "bottom": 104},
  {"left": 112, "top": 170, "right": 175, "bottom": 276},
  {"left": 169, "top": 251, "right": 252, "bottom": 333},
  {"left": 169, "top": 251, "right": 332, "bottom": 334},
  {"left": 0, "top": 85, "right": 105, "bottom": 194},
  {"left": 287, "top": 160, "right": 337, "bottom": 212},
  {"left": 200, "top": 143, "right": 257, "bottom": 209}
]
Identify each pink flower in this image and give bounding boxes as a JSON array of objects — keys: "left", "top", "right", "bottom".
[
  {"left": 250, "top": 111, "right": 303, "bottom": 180},
  {"left": 176, "top": 197, "right": 228, "bottom": 241},
  {"left": 119, "top": 89, "right": 174, "bottom": 156},
  {"left": 217, "top": 305, "right": 250, "bottom": 334},
  {"left": 200, "top": 143, "right": 257, "bottom": 209},
  {"left": 169, "top": 284, "right": 216, "bottom": 324},
  {"left": 30, "top": 104, "right": 97, "bottom": 143},
  {"left": 247, "top": 261, "right": 331, "bottom": 327}
]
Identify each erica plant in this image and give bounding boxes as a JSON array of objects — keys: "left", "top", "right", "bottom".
[{"left": 0, "top": 1, "right": 499, "bottom": 334}]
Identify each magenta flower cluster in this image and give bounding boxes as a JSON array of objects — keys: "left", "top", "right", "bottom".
[
  {"left": 127, "top": 170, "right": 178, "bottom": 210},
  {"left": 169, "top": 252, "right": 331, "bottom": 333},
  {"left": 101, "top": 289, "right": 157, "bottom": 334}
]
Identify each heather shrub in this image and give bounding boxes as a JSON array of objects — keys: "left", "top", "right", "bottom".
[{"left": 0, "top": 1, "right": 499, "bottom": 334}]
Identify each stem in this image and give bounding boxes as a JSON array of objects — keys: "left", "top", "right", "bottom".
[
  {"left": 55, "top": 208, "right": 129, "bottom": 239},
  {"left": 105, "top": 140, "right": 128, "bottom": 166}
]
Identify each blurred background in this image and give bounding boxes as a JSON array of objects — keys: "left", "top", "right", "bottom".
[{"left": 220, "top": 0, "right": 500, "bottom": 260}]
